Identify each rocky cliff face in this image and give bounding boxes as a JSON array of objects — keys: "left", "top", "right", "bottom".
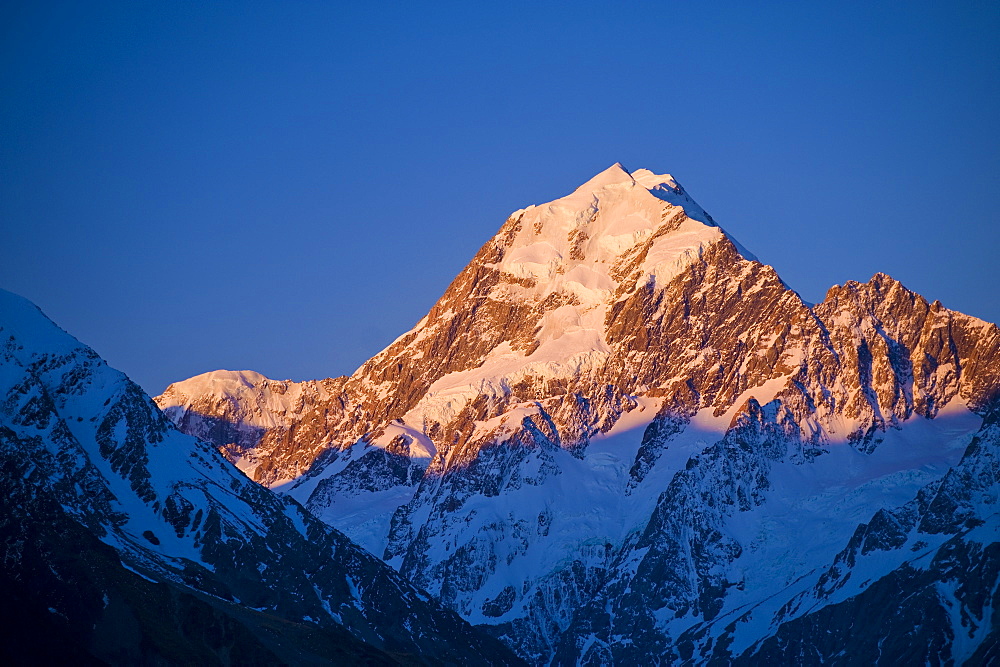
[
  {"left": 158, "top": 164, "right": 1000, "bottom": 663},
  {"left": 0, "top": 289, "right": 520, "bottom": 665},
  {"left": 156, "top": 369, "right": 339, "bottom": 480}
]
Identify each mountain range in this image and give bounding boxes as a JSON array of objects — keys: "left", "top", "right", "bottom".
[
  {"left": 0, "top": 289, "right": 519, "bottom": 664},
  {"left": 3, "top": 164, "right": 998, "bottom": 664}
]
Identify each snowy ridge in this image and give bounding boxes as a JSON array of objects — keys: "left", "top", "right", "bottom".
[
  {"left": 156, "top": 165, "right": 1000, "bottom": 664},
  {"left": 378, "top": 163, "right": 753, "bottom": 440},
  {"left": 0, "top": 288, "right": 519, "bottom": 664},
  {"left": 155, "top": 368, "right": 335, "bottom": 479},
  {"left": 156, "top": 368, "right": 332, "bottom": 433}
]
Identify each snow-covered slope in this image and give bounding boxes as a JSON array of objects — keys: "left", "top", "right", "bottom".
[
  {"left": 158, "top": 164, "right": 1000, "bottom": 663},
  {"left": 157, "top": 369, "right": 336, "bottom": 479},
  {"left": 0, "top": 289, "right": 520, "bottom": 665}
]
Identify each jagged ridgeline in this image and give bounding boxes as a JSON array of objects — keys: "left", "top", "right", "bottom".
[
  {"left": 0, "top": 290, "right": 522, "bottom": 665},
  {"left": 155, "top": 164, "right": 1000, "bottom": 663},
  {"left": 156, "top": 165, "right": 1000, "bottom": 664}
]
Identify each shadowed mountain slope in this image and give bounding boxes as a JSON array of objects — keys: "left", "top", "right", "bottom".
[{"left": 0, "top": 289, "right": 521, "bottom": 665}]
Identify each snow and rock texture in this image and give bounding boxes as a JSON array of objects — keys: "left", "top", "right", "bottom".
[
  {"left": 156, "top": 369, "right": 337, "bottom": 479},
  {"left": 158, "top": 164, "right": 1000, "bottom": 663},
  {"left": 0, "top": 290, "right": 521, "bottom": 665}
]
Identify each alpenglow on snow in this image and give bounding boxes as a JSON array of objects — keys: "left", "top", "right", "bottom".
[{"left": 148, "top": 163, "right": 1000, "bottom": 663}]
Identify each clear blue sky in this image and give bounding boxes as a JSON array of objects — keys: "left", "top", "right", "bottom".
[{"left": 3, "top": 1, "right": 998, "bottom": 395}]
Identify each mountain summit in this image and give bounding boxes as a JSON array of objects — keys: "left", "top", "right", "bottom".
[{"left": 158, "top": 165, "right": 1000, "bottom": 663}]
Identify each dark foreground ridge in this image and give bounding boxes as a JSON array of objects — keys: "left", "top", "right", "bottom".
[{"left": 0, "top": 289, "right": 522, "bottom": 665}]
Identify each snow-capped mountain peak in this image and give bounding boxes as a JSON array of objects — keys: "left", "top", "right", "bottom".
[
  {"left": 155, "top": 165, "right": 1000, "bottom": 664},
  {"left": 359, "top": 165, "right": 759, "bottom": 441},
  {"left": 571, "top": 161, "right": 636, "bottom": 191}
]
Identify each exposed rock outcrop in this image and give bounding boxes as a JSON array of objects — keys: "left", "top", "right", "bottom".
[{"left": 158, "top": 164, "right": 1000, "bottom": 663}]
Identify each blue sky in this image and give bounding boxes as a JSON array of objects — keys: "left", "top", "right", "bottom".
[{"left": 3, "top": 1, "right": 998, "bottom": 395}]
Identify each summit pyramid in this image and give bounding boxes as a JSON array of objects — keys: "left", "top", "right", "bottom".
[{"left": 158, "top": 165, "right": 1000, "bottom": 663}]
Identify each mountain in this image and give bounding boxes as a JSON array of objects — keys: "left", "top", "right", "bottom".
[
  {"left": 0, "top": 289, "right": 521, "bottom": 665},
  {"left": 157, "top": 164, "right": 1000, "bottom": 663}
]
